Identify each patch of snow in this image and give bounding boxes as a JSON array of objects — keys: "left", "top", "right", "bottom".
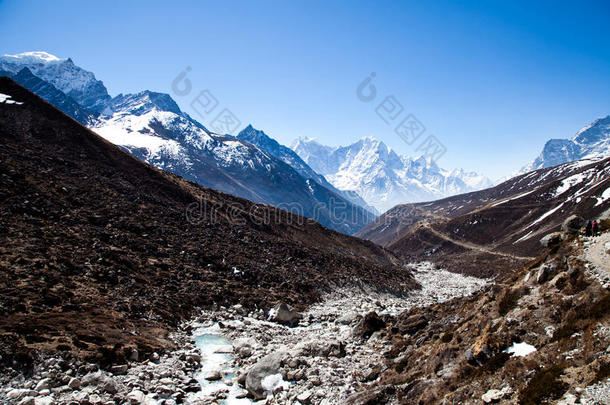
[
  {"left": 513, "top": 230, "right": 534, "bottom": 244},
  {"left": 525, "top": 203, "right": 565, "bottom": 230},
  {"left": 0, "top": 93, "right": 24, "bottom": 105},
  {"left": 504, "top": 342, "right": 536, "bottom": 357},
  {"left": 595, "top": 187, "right": 610, "bottom": 207},
  {"left": 261, "top": 373, "right": 289, "bottom": 394}
]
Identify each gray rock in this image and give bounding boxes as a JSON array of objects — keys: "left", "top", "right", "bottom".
[
  {"left": 7, "top": 389, "right": 28, "bottom": 400},
  {"left": 297, "top": 390, "right": 313, "bottom": 404},
  {"left": 246, "top": 351, "right": 286, "bottom": 399},
  {"left": 17, "top": 397, "right": 35, "bottom": 405},
  {"left": 465, "top": 348, "right": 476, "bottom": 364},
  {"left": 268, "top": 303, "right": 301, "bottom": 325},
  {"left": 110, "top": 365, "right": 129, "bottom": 375},
  {"left": 67, "top": 377, "right": 80, "bottom": 390},
  {"left": 562, "top": 215, "right": 584, "bottom": 234},
  {"left": 34, "top": 397, "right": 56, "bottom": 405},
  {"left": 540, "top": 232, "right": 563, "bottom": 248},
  {"left": 204, "top": 369, "right": 222, "bottom": 381},
  {"left": 537, "top": 265, "right": 550, "bottom": 283},
  {"left": 35, "top": 378, "right": 51, "bottom": 392},
  {"left": 127, "top": 389, "right": 146, "bottom": 404},
  {"left": 128, "top": 348, "right": 139, "bottom": 362}
]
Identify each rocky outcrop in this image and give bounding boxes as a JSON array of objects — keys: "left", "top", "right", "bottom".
[
  {"left": 540, "top": 232, "right": 564, "bottom": 247},
  {"left": 562, "top": 215, "right": 585, "bottom": 234}
]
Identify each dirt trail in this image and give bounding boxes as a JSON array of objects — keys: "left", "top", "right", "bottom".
[
  {"left": 585, "top": 231, "right": 610, "bottom": 273},
  {"left": 422, "top": 223, "right": 535, "bottom": 261}
]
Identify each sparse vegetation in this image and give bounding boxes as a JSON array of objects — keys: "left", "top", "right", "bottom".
[
  {"left": 518, "top": 365, "right": 568, "bottom": 405},
  {"left": 595, "top": 361, "right": 610, "bottom": 383},
  {"left": 498, "top": 286, "right": 528, "bottom": 316}
]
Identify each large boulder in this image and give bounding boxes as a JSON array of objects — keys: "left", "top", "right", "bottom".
[
  {"left": 355, "top": 312, "right": 386, "bottom": 339},
  {"left": 540, "top": 232, "right": 563, "bottom": 248},
  {"left": 246, "top": 351, "right": 286, "bottom": 399},
  {"left": 268, "top": 303, "right": 301, "bottom": 325},
  {"left": 562, "top": 215, "right": 584, "bottom": 234}
]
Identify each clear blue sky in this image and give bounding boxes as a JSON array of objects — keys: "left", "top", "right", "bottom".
[{"left": 1, "top": 0, "right": 609, "bottom": 179}]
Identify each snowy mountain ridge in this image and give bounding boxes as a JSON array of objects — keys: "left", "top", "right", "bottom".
[
  {"left": 237, "top": 125, "right": 375, "bottom": 213},
  {"left": 519, "top": 115, "right": 610, "bottom": 174},
  {"left": 0, "top": 51, "right": 112, "bottom": 113},
  {"left": 0, "top": 51, "right": 374, "bottom": 234},
  {"left": 291, "top": 136, "right": 492, "bottom": 212}
]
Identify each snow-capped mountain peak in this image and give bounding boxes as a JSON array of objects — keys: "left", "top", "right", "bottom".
[
  {"left": 519, "top": 114, "right": 610, "bottom": 175},
  {"left": 111, "top": 91, "right": 183, "bottom": 116},
  {"left": 292, "top": 137, "right": 492, "bottom": 212},
  {"left": 0, "top": 51, "right": 111, "bottom": 113},
  {"left": 3, "top": 51, "right": 64, "bottom": 64}
]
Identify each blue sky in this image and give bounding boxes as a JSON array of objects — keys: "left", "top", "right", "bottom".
[{"left": 1, "top": 0, "right": 609, "bottom": 179}]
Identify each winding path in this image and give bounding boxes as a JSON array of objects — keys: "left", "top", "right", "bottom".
[
  {"left": 422, "top": 223, "right": 536, "bottom": 261},
  {"left": 585, "top": 231, "right": 610, "bottom": 274}
]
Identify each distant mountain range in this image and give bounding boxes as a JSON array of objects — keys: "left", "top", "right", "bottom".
[
  {"left": 291, "top": 137, "right": 492, "bottom": 212},
  {"left": 0, "top": 51, "right": 375, "bottom": 235},
  {"left": 520, "top": 115, "right": 610, "bottom": 174}
]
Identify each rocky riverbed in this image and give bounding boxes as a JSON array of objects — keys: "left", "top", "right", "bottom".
[
  {"left": 0, "top": 263, "right": 488, "bottom": 404},
  {"left": 187, "top": 262, "right": 488, "bottom": 404}
]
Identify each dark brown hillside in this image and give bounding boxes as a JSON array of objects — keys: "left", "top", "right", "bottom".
[{"left": 0, "top": 78, "right": 416, "bottom": 368}]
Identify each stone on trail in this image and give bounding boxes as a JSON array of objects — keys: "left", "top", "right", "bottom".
[
  {"left": 540, "top": 232, "right": 563, "bottom": 248},
  {"left": 268, "top": 302, "right": 301, "bottom": 325},
  {"left": 562, "top": 215, "right": 584, "bottom": 234}
]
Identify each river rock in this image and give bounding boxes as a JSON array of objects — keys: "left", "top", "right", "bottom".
[
  {"left": 234, "top": 337, "right": 258, "bottom": 358},
  {"left": 18, "top": 397, "right": 35, "bottom": 405},
  {"left": 204, "top": 369, "right": 223, "bottom": 381},
  {"left": 34, "top": 397, "right": 56, "bottom": 405},
  {"left": 246, "top": 351, "right": 286, "bottom": 399},
  {"left": 35, "top": 378, "right": 51, "bottom": 391},
  {"left": 7, "top": 389, "right": 28, "bottom": 400},
  {"left": 67, "top": 377, "right": 80, "bottom": 390},
  {"left": 127, "top": 389, "right": 146, "bottom": 404},
  {"left": 268, "top": 303, "right": 301, "bottom": 325},
  {"left": 297, "top": 389, "right": 313, "bottom": 404},
  {"left": 355, "top": 312, "right": 386, "bottom": 339}
]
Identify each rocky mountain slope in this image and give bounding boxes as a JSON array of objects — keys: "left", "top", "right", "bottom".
[
  {"left": 236, "top": 125, "right": 375, "bottom": 213},
  {"left": 0, "top": 52, "right": 373, "bottom": 235},
  {"left": 0, "top": 66, "right": 98, "bottom": 125},
  {"left": 92, "top": 91, "right": 373, "bottom": 234},
  {"left": 347, "top": 230, "right": 610, "bottom": 404},
  {"left": 291, "top": 136, "right": 492, "bottom": 212},
  {"left": 357, "top": 157, "right": 610, "bottom": 277},
  {"left": 520, "top": 115, "right": 610, "bottom": 173},
  {"left": 0, "top": 78, "right": 417, "bottom": 372}
]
